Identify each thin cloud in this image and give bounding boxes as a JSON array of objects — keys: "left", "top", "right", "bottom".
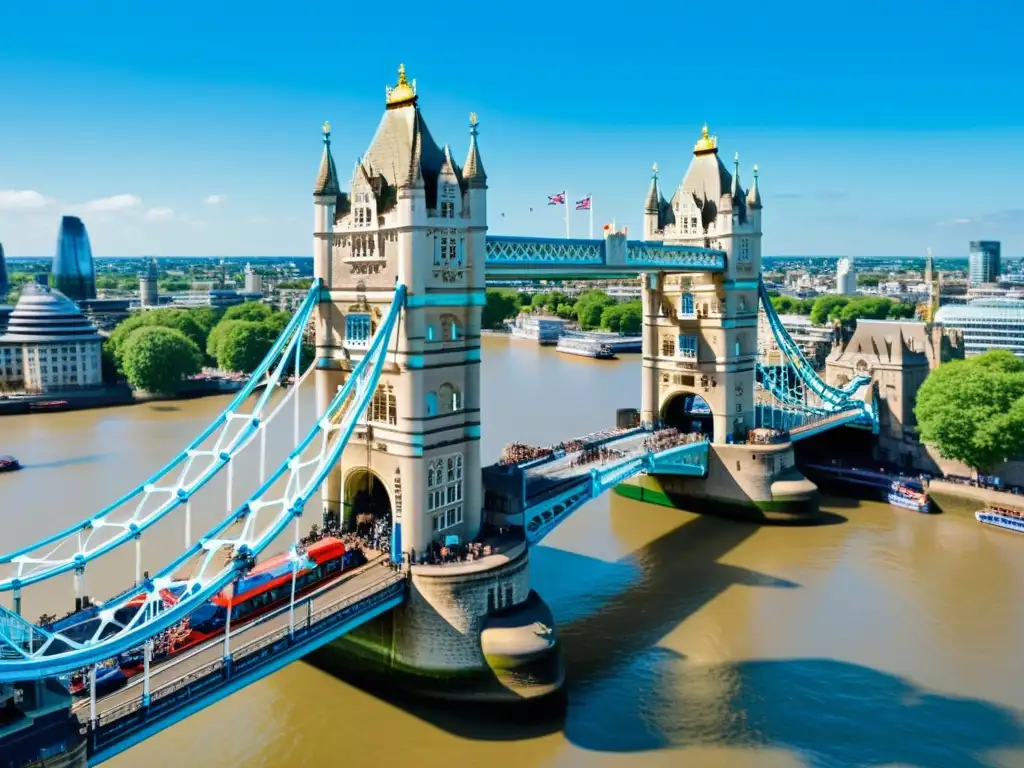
[
  {"left": 144, "top": 207, "right": 174, "bottom": 221},
  {"left": 203, "top": 194, "right": 227, "bottom": 205},
  {"left": 81, "top": 194, "right": 142, "bottom": 213},
  {"left": 936, "top": 217, "right": 972, "bottom": 227},
  {"left": 0, "top": 190, "right": 54, "bottom": 211}
]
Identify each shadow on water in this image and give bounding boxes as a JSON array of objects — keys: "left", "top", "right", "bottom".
[
  {"left": 147, "top": 405, "right": 182, "bottom": 413},
  {"left": 563, "top": 654, "right": 1024, "bottom": 767},
  {"left": 19, "top": 453, "right": 115, "bottom": 471}
]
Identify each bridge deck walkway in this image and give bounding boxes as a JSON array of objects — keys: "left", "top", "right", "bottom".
[
  {"left": 518, "top": 433, "right": 655, "bottom": 503},
  {"left": 75, "top": 554, "right": 397, "bottom": 739}
]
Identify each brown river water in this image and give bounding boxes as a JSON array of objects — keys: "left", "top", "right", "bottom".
[{"left": 1, "top": 336, "right": 1023, "bottom": 767}]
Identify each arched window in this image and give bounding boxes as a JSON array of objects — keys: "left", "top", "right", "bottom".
[
  {"left": 425, "top": 324, "right": 436, "bottom": 342},
  {"left": 425, "top": 391, "right": 439, "bottom": 417},
  {"left": 368, "top": 383, "right": 397, "bottom": 424},
  {"left": 438, "top": 383, "right": 462, "bottom": 413},
  {"left": 440, "top": 314, "right": 460, "bottom": 342}
]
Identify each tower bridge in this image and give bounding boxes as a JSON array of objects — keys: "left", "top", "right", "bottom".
[{"left": 0, "top": 65, "right": 877, "bottom": 766}]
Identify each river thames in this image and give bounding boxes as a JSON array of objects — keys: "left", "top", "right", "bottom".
[{"left": 2, "top": 336, "right": 1023, "bottom": 767}]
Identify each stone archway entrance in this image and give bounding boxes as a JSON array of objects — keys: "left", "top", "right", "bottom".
[
  {"left": 661, "top": 391, "right": 715, "bottom": 442},
  {"left": 343, "top": 468, "right": 393, "bottom": 552}
]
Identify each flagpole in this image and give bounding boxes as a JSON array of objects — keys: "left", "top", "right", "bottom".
[
  {"left": 564, "top": 189, "right": 570, "bottom": 240},
  {"left": 589, "top": 194, "right": 594, "bottom": 239}
]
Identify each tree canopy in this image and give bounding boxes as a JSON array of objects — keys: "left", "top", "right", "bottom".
[
  {"left": 106, "top": 308, "right": 214, "bottom": 373},
  {"left": 120, "top": 326, "right": 202, "bottom": 394},
  {"left": 213, "top": 321, "right": 278, "bottom": 373},
  {"left": 482, "top": 289, "right": 521, "bottom": 329},
  {"left": 915, "top": 350, "right": 1024, "bottom": 472}
]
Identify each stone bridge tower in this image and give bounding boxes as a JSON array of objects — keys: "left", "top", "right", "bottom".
[
  {"left": 313, "top": 65, "right": 487, "bottom": 560},
  {"left": 639, "top": 126, "right": 763, "bottom": 443}
]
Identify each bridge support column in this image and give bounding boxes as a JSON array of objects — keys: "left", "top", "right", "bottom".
[
  {"left": 316, "top": 369, "right": 344, "bottom": 527},
  {"left": 640, "top": 273, "right": 660, "bottom": 428}
]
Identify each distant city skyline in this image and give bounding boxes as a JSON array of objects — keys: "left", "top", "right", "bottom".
[{"left": 0, "top": 2, "right": 1020, "bottom": 258}]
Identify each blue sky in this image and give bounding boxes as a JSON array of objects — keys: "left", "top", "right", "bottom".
[{"left": 0, "top": 0, "right": 1021, "bottom": 258}]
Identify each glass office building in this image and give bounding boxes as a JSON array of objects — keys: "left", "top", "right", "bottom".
[
  {"left": 934, "top": 298, "right": 1024, "bottom": 358},
  {"left": 0, "top": 241, "right": 9, "bottom": 299},
  {"left": 968, "top": 240, "right": 1001, "bottom": 286},
  {"left": 53, "top": 216, "right": 96, "bottom": 301}
]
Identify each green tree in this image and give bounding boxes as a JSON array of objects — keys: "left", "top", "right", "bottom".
[
  {"left": 574, "top": 290, "right": 615, "bottom": 330},
  {"left": 188, "top": 306, "right": 224, "bottom": 337},
  {"left": 599, "top": 304, "right": 623, "bottom": 332},
  {"left": 915, "top": 350, "right": 1024, "bottom": 472},
  {"left": 159, "top": 279, "right": 191, "bottom": 292},
  {"left": 809, "top": 296, "right": 850, "bottom": 325},
  {"left": 617, "top": 302, "right": 643, "bottom": 334},
  {"left": 482, "top": 289, "right": 521, "bottom": 329},
  {"left": 222, "top": 302, "right": 273, "bottom": 323},
  {"left": 215, "top": 322, "right": 278, "bottom": 373},
  {"left": 206, "top": 319, "right": 245, "bottom": 361},
  {"left": 121, "top": 326, "right": 202, "bottom": 394},
  {"left": 262, "top": 311, "right": 292, "bottom": 336},
  {"left": 857, "top": 274, "right": 883, "bottom": 287}
]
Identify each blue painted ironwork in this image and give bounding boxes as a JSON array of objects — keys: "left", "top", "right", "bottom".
[
  {"left": 755, "top": 277, "right": 877, "bottom": 433},
  {"left": 0, "top": 285, "right": 407, "bottom": 682},
  {"left": 484, "top": 235, "right": 725, "bottom": 273},
  {"left": 523, "top": 439, "right": 709, "bottom": 543},
  {"left": 624, "top": 241, "right": 725, "bottom": 269},
  {"left": 0, "top": 283, "right": 323, "bottom": 593},
  {"left": 85, "top": 575, "right": 405, "bottom": 765}
]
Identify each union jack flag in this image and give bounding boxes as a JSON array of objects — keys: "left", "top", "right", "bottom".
[
  {"left": 548, "top": 191, "right": 566, "bottom": 205},
  {"left": 575, "top": 195, "right": 592, "bottom": 211}
]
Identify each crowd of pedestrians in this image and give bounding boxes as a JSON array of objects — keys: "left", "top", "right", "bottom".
[
  {"left": 409, "top": 538, "right": 501, "bottom": 566},
  {"left": 746, "top": 427, "right": 790, "bottom": 445},
  {"left": 643, "top": 427, "right": 705, "bottom": 453},
  {"left": 498, "top": 427, "right": 632, "bottom": 467}
]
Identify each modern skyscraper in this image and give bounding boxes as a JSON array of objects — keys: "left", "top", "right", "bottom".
[
  {"left": 0, "top": 242, "right": 9, "bottom": 300},
  {"left": 968, "top": 240, "right": 1001, "bottom": 286},
  {"left": 53, "top": 216, "right": 97, "bottom": 301},
  {"left": 835, "top": 257, "right": 857, "bottom": 295}
]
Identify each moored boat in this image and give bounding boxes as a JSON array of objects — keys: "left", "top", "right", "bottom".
[
  {"left": 888, "top": 478, "right": 932, "bottom": 513},
  {"left": 556, "top": 337, "right": 616, "bottom": 360},
  {"left": 975, "top": 506, "right": 1024, "bottom": 534},
  {"left": 0, "top": 455, "right": 20, "bottom": 473}
]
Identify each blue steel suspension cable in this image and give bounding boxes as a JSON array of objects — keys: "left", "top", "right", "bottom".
[
  {"left": 0, "top": 285, "right": 406, "bottom": 681},
  {"left": 0, "top": 282, "right": 322, "bottom": 592},
  {"left": 757, "top": 278, "right": 867, "bottom": 407}
]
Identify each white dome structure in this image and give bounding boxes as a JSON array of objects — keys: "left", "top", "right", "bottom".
[{"left": 0, "top": 283, "right": 103, "bottom": 393}]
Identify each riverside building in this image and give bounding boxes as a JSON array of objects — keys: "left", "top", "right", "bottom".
[{"left": 0, "top": 283, "right": 103, "bottom": 393}]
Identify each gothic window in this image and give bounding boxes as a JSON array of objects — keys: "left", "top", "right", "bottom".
[
  {"left": 425, "top": 391, "right": 439, "bottom": 417},
  {"left": 440, "top": 202, "right": 455, "bottom": 218},
  {"left": 679, "top": 293, "right": 695, "bottom": 317},
  {"left": 367, "top": 383, "right": 397, "bottom": 424},
  {"left": 691, "top": 217, "right": 698, "bottom": 231},
  {"left": 661, "top": 335, "right": 675, "bottom": 357},
  {"left": 428, "top": 453, "right": 464, "bottom": 536},
  {"left": 345, "top": 314, "right": 371, "bottom": 348},
  {"left": 425, "top": 324, "right": 436, "bottom": 342},
  {"left": 438, "top": 382, "right": 462, "bottom": 413},
  {"left": 734, "top": 339, "right": 742, "bottom": 357},
  {"left": 739, "top": 238, "right": 751, "bottom": 262},
  {"left": 678, "top": 334, "right": 698, "bottom": 360},
  {"left": 440, "top": 314, "right": 460, "bottom": 341}
]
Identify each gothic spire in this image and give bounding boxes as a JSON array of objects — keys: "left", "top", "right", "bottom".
[
  {"left": 463, "top": 112, "right": 487, "bottom": 187},
  {"left": 746, "top": 164, "right": 762, "bottom": 209},
  {"left": 645, "top": 163, "right": 661, "bottom": 213},
  {"left": 314, "top": 121, "right": 340, "bottom": 196}
]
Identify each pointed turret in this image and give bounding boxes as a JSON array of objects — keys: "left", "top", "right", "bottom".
[
  {"left": 645, "top": 163, "right": 661, "bottom": 213},
  {"left": 463, "top": 113, "right": 486, "bottom": 187},
  {"left": 731, "top": 152, "right": 741, "bottom": 201},
  {"left": 314, "top": 122, "right": 340, "bottom": 196},
  {"left": 746, "top": 164, "right": 762, "bottom": 209}
]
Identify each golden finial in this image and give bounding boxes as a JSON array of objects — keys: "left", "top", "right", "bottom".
[
  {"left": 469, "top": 112, "right": 478, "bottom": 127},
  {"left": 652, "top": 162, "right": 659, "bottom": 178},
  {"left": 753, "top": 163, "right": 759, "bottom": 175},
  {"left": 385, "top": 64, "right": 417, "bottom": 107},
  {"left": 693, "top": 123, "right": 717, "bottom": 154},
  {"left": 323, "top": 121, "right": 331, "bottom": 136}
]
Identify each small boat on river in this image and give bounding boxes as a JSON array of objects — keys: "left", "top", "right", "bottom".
[
  {"left": 0, "top": 455, "right": 21, "bottom": 473},
  {"left": 975, "top": 506, "right": 1024, "bottom": 534},
  {"left": 888, "top": 478, "right": 932, "bottom": 513},
  {"left": 556, "top": 337, "right": 616, "bottom": 360}
]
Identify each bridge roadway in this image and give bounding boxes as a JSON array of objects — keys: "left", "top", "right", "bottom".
[
  {"left": 520, "top": 432, "right": 654, "bottom": 501},
  {"left": 72, "top": 553, "right": 394, "bottom": 727}
]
